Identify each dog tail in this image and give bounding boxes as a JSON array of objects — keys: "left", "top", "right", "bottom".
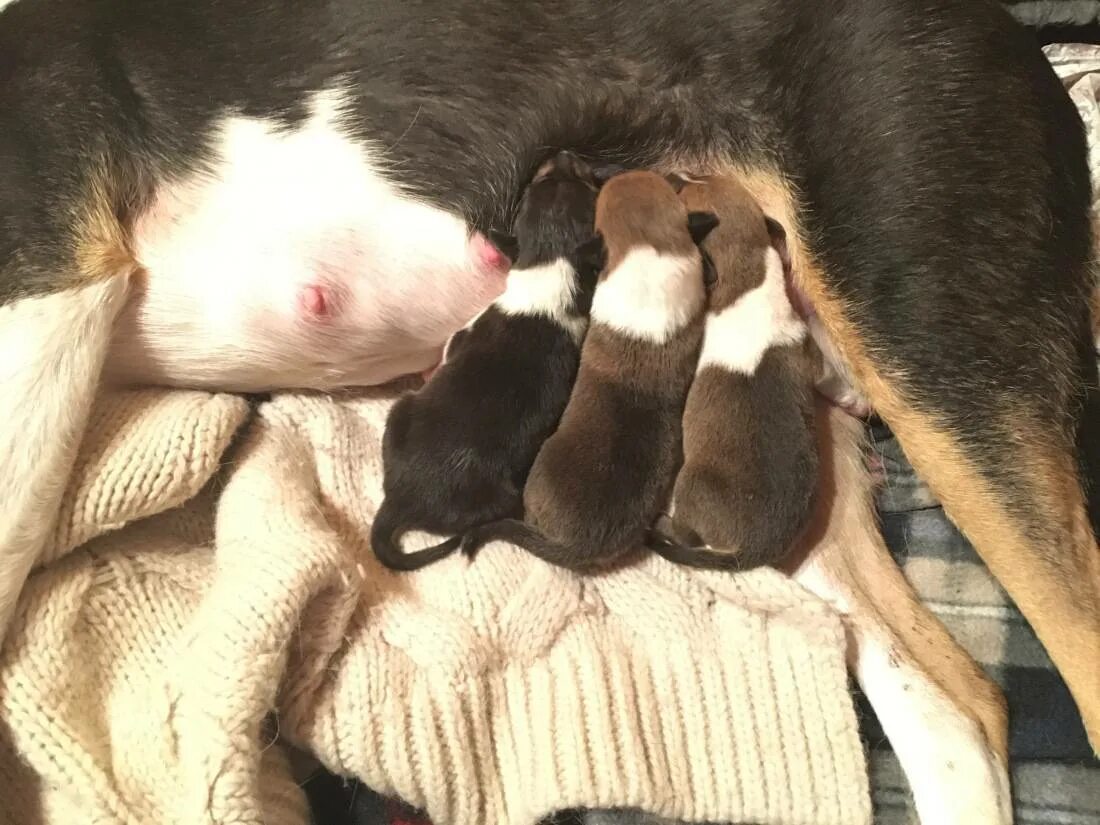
[
  {"left": 461, "top": 519, "right": 594, "bottom": 569},
  {"left": 369, "top": 499, "right": 462, "bottom": 571},
  {"left": 645, "top": 516, "right": 779, "bottom": 572}
]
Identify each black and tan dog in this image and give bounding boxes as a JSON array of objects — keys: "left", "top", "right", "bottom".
[
  {"left": 1, "top": 0, "right": 1098, "bottom": 812},
  {"left": 649, "top": 176, "right": 820, "bottom": 571},
  {"left": 462, "top": 171, "right": 717, "bottom": 569},
  {"left": 370, "top": 151, "right": 604, "bottom": 571}
]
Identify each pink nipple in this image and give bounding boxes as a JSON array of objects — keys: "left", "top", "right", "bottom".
[
  {"left": 471, "top": 233, "right": 510, "bottom": 273},
  {"left": 298, "top": 284, "right": 330, "bottom": 319}
]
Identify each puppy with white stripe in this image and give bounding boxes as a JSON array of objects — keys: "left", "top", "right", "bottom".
[
  {"left": 462, "top": 171, "right": 718, "bottom": 570},
  {"left": 651, "top": 176, "right": 819, "bottom": 570},
  {"left": 371, "top": 151, "right": 604, "bottom": 571}
]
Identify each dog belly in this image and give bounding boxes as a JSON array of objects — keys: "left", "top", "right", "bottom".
[{"left": 104, "top": 90, "right": 508, "bottom": 392}]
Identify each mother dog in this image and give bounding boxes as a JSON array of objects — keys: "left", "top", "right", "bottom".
[{"left": 0, "top": 0, "right": 1097, "bottom": 798}]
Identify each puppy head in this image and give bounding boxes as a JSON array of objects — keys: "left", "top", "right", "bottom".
[
  {"left": 488, "top": 151, "right": 604, "bottom": 327},
  {"left": 587, "top": 171, "right": 718, "bottom": 343},
  {"left": 678, "top": 176, "right": 782, "bottom": 311},
  {"left": 595, "top": 171, "right": 709, "bottom": 263},
  {"left": 490, "top": 150, "right": 600, "bottom": 271}
]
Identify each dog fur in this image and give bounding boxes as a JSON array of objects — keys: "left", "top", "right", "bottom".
[
  {"left": 370, "top": 151, "right": 603, "bottom": 571},
  {"left": 0, "top": 0, "right": 1098, "bottom": 789},
  {"left": 650, "top": 176, "right": 819, "bottom": 571},
  {"left": 461, "top": 172, "right": 716, "bottom": 570}
]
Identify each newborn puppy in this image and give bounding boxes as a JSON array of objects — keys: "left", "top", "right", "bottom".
[
  {"left": 650, "top": 176, "right": 819, "bottom": 570},
  {"left": 462, "top": 171, "right": 718, "bottom": 570},
  {"left": 371, "top": 151, "right": 604, "bottom": 570}
]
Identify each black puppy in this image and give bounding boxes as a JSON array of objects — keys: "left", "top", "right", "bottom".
[{"left": 370, "top": 151, "right": 604, "bottom": 570}]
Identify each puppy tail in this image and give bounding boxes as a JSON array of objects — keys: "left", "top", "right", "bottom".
[
  {"left": 461, "top": 519, "right": 592, "bottom": 569},
  {"left": 0, "top": 277, "right": 133, "bottom": 645},
  {"left": 369, "top": 499, "right": 462, "bottom": 571},
  {"left": 645, "top": 516, "right": 778, "bottom": 572}
]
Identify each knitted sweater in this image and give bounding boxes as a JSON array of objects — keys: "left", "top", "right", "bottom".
[{"left": 0, "top": 385, "right": 869, "bottom": 825}]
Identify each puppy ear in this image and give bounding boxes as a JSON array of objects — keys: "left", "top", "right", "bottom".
[
  {"left": 486, "top": 229, "right": 519, "bottom": 263},
  {"left": 686, "top": 211, "right": 720, "bottom": 245},
  {"left": 573, "top": 233, "right": 608, "bottom": 274},
  {"left": 764, "top": 216, "right": 792, "bottom": 276}
]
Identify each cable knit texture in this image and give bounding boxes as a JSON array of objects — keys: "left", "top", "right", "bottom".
[{"left": 0, "top": 386, "right": 869, "bottom": 825}]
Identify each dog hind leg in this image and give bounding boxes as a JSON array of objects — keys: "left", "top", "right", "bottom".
[
  {"left": 716, "top": 29, "right": 1100, "bottom": 748},
  {"left": 792, "top": 401, "right": 1011, "bottom": 825}
]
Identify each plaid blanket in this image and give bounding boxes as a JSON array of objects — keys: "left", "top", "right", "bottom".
[{"left": 1003, "top": 1, "right": 1100, "bottom": 27}]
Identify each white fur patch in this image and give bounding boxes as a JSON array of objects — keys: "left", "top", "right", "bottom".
[
  {"left": 0, "top": 277, "right": 132, "bottom": 645},
  {"left": 109, "top": 88, "right": 503, "bottom": 392},
  {"left": 796, "top": 560, "right": 1012, "bottom": 825},
  {"left": 589, "top": 246, "right": 705, "bottom": 344},
  {"left": 697, "top": 247, "right": 806, "bottom": 375},
  {"left": 855, "top": 632, "right": 1013, "bottom": 825},
  {"left": 494, "top": 258, "right": 587, "bottom": 341}
]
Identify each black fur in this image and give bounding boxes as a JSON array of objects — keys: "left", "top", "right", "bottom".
[{"left": 370, "top": 152, "right": 601, "bottom": 571}]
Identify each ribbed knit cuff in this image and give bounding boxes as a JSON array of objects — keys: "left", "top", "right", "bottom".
[{"left": 295, "top": 569, "right": 869, "bottom": 825}]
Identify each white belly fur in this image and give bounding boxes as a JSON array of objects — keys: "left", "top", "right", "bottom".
[{"left": 107, "top": 89, "right": 506, "bottom": 392}]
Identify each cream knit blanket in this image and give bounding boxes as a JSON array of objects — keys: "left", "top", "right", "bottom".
[{"left": 0, "top": 385, "right": 869, "bottom": 825}]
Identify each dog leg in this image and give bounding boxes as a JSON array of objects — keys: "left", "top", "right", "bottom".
[
  {"left": 722, "top": 125, "right": 1100, "bottom": 751},
  {"left": 792, "top": 402, "right": 1011, "bottom": 825},
  {"left": 793, "top": 38, "right": 1100, "bottom": 747},
  {"left": 803, "top": 289, "right": 1100, "bottom": 753},
  {"left": 0, "top": 277, "right": 132, "bottom": 645}
]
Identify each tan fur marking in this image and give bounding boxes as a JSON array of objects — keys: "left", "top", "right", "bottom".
[
  {"left": 71, "top": 164, "right": 140, "bottom": 285},
  {"left": 706, "top": 163, "right": 1100, "bottom": 750},
  {"left": 800, "top": 250, "right": 1100, "bottom": 755}
]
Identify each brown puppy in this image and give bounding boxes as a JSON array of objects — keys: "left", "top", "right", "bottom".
[
  {"left": 651, "top": 177, "right": 820, "bottom": 570},
  {"left": 462, "top": 171, "right": 718, "bottom": 569}
]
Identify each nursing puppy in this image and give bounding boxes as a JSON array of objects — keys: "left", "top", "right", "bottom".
[
  {"left": 650, "top": 177, "right": 819, "bottom": 570},
  {"left": 371, "top": 151, "right": 603, "bottom": 571},
  {"left": 462, "top": 171, "right": 717, "bottom": 570}
]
